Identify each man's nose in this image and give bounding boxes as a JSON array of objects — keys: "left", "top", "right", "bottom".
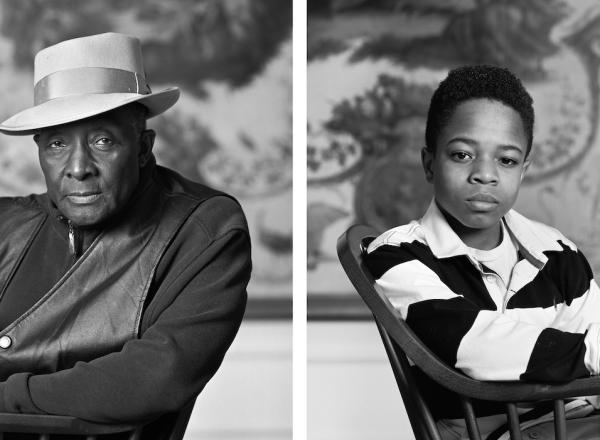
[
  {"left": 469, "top": 158, "right": 498, "bottom": 185},
  {"left": 65, "top": 142, "right": 98, "bottom": 180}
]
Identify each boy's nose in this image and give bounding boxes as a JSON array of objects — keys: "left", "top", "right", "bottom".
[{"left": 469, "top": 160, "right": 498, "bottom": 185}]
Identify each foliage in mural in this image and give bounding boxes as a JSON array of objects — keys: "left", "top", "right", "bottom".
[
  {"left": 308, "top": 0, "right": 600, "bottom": 294},
  {"left": 0, "top": 0, "right": 292, "bottom": 298}
]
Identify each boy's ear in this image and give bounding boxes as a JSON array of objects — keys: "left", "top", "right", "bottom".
[
  {"left": 421, "top": 147, "right": 434, "bottom": 183},
  {"left": 520, "top": 157, "right": 531, "bottom": 181}
]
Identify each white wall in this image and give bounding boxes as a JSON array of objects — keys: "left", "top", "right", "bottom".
[
  {"left": 180, "top": 318, "right": 415, "bottom": 440},
  {"left": 308, "top": 321, "right": 415, "bottom": 440},
  {"left": 185, "top": 320, "right": 292, "bottom": 440}
]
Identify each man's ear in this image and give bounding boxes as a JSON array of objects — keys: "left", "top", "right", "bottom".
[
  {"left": 138, "top": 129, "right": 156, "bottom": 167},
  {"left": 421, "top": 147, "right": 434, "bottom": 183}
]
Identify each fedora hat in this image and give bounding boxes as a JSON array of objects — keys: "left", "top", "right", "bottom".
[{"left": 0, "top": 32, "right": 179, "bottom": 135}]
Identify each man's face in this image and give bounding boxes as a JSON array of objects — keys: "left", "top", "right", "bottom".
[
  {"left": 35, "top": 107, "right": 152, "bottom": 227},
  {"left": 422, "top": 98, "right": 530, "bottom": 245}
]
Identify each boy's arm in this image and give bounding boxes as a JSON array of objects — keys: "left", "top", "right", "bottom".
[{"left": 366, "top": 244, "right": 600, "bottom": 382}]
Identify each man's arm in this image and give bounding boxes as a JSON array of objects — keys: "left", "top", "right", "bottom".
[
  {"left": 366, "top": 242, "right": 600, "bottom": 382},
  {"left": 0, "top": 198, "right": 251, "bottom": 423}
]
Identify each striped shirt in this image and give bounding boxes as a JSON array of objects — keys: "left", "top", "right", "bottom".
[{"left": 365, "top": 200, "right": 600, "bottom": 385}]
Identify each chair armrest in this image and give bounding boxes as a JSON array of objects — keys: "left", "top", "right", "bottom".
[
  {"left": 0, "top": 413, "right": 142, "bottom": 435},
  {"left": 337, "top": 225, "right": 600, "bottom": 405},
  {"left": 384, "top": 311, "right": 600, "bottom": 403},
  {"left": 456, "top": 375, "right": 600, "bottom": 403}
]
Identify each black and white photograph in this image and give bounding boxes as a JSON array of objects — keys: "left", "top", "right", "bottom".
[
  {"left": 308, "top": 1, "right": 600, "bottom": 439},
  {"left": 5, "top": 1, "right": 600, "bottom": 439},
  {"left": 0, "top": 1, "right": 291, "bottom": 439}
]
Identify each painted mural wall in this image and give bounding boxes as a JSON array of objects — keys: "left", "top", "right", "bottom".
[
  {"left": 0, "top": 0, "right": 292, "bottom": 301},
  {"left": 308, "top": 0, "right": 600, "bottom": 296}
]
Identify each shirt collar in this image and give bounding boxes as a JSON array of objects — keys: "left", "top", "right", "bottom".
[
  {"left": 420, "top": 199, "right": 554, "bottom": 267},
  {"left": 420, "top": 200, "right": 469, "bottom": 258},
  {"left": 502, "top": 209, "right": 560, "bottom": 266}
]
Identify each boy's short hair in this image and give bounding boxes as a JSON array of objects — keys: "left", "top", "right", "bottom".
[{"left": 425, "top": 65, "right": 534, "bottom": 156}]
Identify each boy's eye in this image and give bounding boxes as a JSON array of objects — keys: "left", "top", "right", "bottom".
[
  {"left": 450, "top": 151, "right": 472, "bottom": 162},
  {"left": 500, "top": 157, "right": 518, "bottom": 166}
]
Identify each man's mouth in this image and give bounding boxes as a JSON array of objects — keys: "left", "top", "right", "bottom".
[{"left": 65, "top": 192, "right": 101, "bottom": 204}]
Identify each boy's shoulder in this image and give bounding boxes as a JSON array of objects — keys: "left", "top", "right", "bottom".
[
  {"left": 366, "top": 220, "right": 425, "bottom": 254},
  {"left": 505, "top": 209, "right": 578, "bottom": 253},
  {"left": 366, "top": 208, "right": 580, "bottom": 260}
]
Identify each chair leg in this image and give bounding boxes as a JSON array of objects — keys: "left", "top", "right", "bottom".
[
  {"left": 553, "top": 399, "right": 567, "bottom": 440},
  {"left": 506, "top": 403, "right": 522, "bottom": 440},
  {"left": 460, "top": 397, "right": 482, "bottom": 440},
  {"left": 376, "top": 322, "right": 442, "bottom": 440}
]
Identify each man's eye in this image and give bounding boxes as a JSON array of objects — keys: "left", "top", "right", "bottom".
[
  {"left": 48, "top": 141, "right": 65, "bottom": 149},
  {"left": 94, "top": 137, "right": 113, "bottom": 148}
]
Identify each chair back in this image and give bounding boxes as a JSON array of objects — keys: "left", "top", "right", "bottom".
[
  {"left": 0, "top": 398, "right": 196, "bottom": 440},
  {"left": 0, "top": 414, "right": 143, "bottom": 439},
  {"left": 337, "top": 224, "right": 443, "bottom": 440},
  {"left": 164, "top": 398, "right": 197, "bottom": 440},
  {"left": 337, "top": 224, "right": 600, "bottom": 440}
]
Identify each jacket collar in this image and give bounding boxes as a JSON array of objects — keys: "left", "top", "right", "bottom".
[
  {"left": 35, "top": 159, "right": 158, "bottom": 252},
  {"left": 38, "top": 160, "right": 157, "bottom": 226}
]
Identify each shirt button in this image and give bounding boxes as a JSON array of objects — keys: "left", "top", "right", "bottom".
[
  {"left": 0, "top": 335, "right": 12, "bottom": 349},
  {"left": 528, "top": 431, "right": 539, "bottom": 439},
  {"left": 486, "top": 275, "right": 495, "bottom": 282}
]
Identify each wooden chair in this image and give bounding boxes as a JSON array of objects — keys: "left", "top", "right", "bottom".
[
  {"left": 337, "top": 224, "right": 600, "bottom": 440},
  {"left": 0, "top": 398, "right": 195, "bottom": 439}
]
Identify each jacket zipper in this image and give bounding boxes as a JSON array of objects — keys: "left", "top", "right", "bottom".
[{"left": 58, "top": 215, "right": 80, "bottom": 263}]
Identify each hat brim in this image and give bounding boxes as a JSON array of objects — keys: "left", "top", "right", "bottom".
[{"left": 0, "top": 87, "right": 180, "bottom": 136}]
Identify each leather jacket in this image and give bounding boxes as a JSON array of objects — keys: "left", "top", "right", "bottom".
[{"left": 0, "top": 163, "right": 251, "bottom": 433}]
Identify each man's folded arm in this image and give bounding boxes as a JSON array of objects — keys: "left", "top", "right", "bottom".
[{"left": 0, "top": 227, "right": 251, "bottom": 423}]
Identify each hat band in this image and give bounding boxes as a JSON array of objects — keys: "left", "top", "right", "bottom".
[{"left": 34, "top": 67, "right": 151, "bottom": 105}]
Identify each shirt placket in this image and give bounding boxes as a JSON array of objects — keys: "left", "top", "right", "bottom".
[
  {"left": 484, "top": 271, "right": 508, "bottom": 312},
  {"left": 466, "top": 255, "right": 509, "bottom": 311}
]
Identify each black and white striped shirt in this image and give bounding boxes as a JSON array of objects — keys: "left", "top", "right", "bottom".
[{"left": 366, "top": 200, "right": 600, "bottom": 383}]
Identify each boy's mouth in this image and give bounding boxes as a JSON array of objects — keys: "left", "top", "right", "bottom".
[
  {"left": 466, "top": 193, "right": 499, "bottom": 211},
  {"left": 467, "top": 193, "right": 498, "bottom": 203}
]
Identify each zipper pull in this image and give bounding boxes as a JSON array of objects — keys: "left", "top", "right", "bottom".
[
  {"left": 68, "top": 220, "right": 75, "bottom": 256},
  {"left": 67, "top": 220, "right": 80, "bottom": 259}
]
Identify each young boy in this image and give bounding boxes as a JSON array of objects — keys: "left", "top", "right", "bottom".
[{"left": 365, "top": 65, "right": 600, "bottom": 438}]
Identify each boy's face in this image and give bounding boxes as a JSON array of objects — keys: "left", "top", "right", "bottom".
[{"left": 422, "top": 98, "right": 530, "bottom": 245}]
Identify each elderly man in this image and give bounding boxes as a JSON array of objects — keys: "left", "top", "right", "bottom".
[{"left": 0, "top": 32, "right": 251, "bottom": 432}]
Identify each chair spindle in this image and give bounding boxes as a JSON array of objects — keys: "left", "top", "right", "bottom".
[
  {"left": 553, "top": 399, "right": 567, "bottom": 440},
  {"left": 506, "top": 403, "right": 522, "bottom": 440},
  {"left": 460, "top": 397, "right": 482, "bottom": 440}
]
